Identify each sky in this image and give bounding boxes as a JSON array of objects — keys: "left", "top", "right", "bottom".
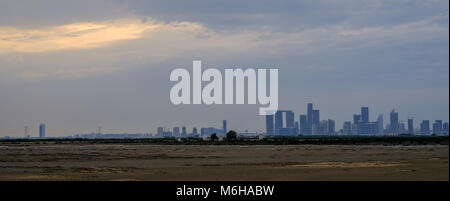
[{"left": 0, "top": 0, "right": 448, "bottom": 137}]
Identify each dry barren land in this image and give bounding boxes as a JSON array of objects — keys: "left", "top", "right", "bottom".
[{"left": 0, "top": 143, "right": 448, "bottom": 180}]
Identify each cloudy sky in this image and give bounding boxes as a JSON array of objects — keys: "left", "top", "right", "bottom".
[{"left": 0, "top": 0, "right": 448, "bottom": 137}]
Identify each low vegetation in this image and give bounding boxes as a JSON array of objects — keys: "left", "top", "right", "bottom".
[{"left": 0, "top": 136, "right": 448, "bottom": 146}]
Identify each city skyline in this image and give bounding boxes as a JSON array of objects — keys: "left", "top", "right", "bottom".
[
  {"left": 0, "top": 0, "right": 448, "bottom": 137},
  {"left": 6, "top": 103, "right": 449, "bottom": 138}
]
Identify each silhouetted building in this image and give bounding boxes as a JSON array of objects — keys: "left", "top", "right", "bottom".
[
  {"left": 306, "top": 103, "right": 313, "bottom": 130},
  {"left": 266, "top": 114, "right": 274, "bottom": 135},
  {"left": 343, "top": 121, "right": 352, "bottom": 135},
  {"left": 182, "top": 126, "right": 187, "bottom": 136},
  {"left": 39, "top": 123, "right": 46, "bottom": 138},
  {"left": 307, "top": 103, "right": 313, "bottom": 134},
  {"left": 328, "top": 119, "right": 335, "bottom": 135},
  {"left": 275, "top": 111, "right": 283, "bottom": 134},
  {"left": 299, "top": 115, "right": 308, "bottom": 135},
  {"left": 274, "top": 110, "right": 296, "bottom": 135},
  {"left": 443, "top": 122, "right": 449, "bottom": 135},
  {"left": 353, "top": 114, "right": 361, "bottom": 124},
  {"left": 286, "top": 111, "right": 295, "bottom": 128},
  {"left": 420, "top": 120, "right": 430, "bottom": 135},
  {"left": 157, "top": 127, "right": 163, "bottom": 136},
  {"left": 433, "top": 120, "right": 442, "bottom": 134},
  {"left": 223, "top": 120, "right": 227, "bottom": 135},
  {"left": 407, "top": 119, "right": 413, "bottom": 134},
  {"left": 201, "top": 127, "right": 222, "bottom": 137},
  {"left": 192, "top": 127, "right": 198, "bottom": 136},
  {"left": 173, "top": 127, "right": 180, "bottom": 137},
  {"left": 361, "top": 107, "right": 369, "bottom": 123},
  {"left": 311, "top": 109, "right": 320, "bottom": 134},
  {"left": 390, "top": 109, "right": 399, "bottom": 134},
  {"left": 377, "top": 115, "right": 383, "bottom": 134},
  {"left": 398, "top": 122, "right": 406, "bottom": 133}
]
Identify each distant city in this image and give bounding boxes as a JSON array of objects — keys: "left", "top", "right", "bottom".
[
  {"left": 266, "top": 103, "right": 448, "bottom": 136},
  {"left": 3, "top": 103, "right": 449, "bottom": 140}
]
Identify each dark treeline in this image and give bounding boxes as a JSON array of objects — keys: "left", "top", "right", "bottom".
[{"left": 0, "top": 136, "right": 448, "bottom": 145}]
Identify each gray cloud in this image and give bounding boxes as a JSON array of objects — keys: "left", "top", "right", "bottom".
[{"left": 0, "top": 0, "right": 448, "bottom": 137}]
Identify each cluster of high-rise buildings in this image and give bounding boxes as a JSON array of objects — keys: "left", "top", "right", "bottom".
[
  {"left": 266, "top": 103, "right": 449, "bottom": 136},
  {"left": 10, "top": 105, "right": 448, "bottom": 139},
  {"left": 266, "top": 104, "right": 336, "bottom": 136},
  {"left": 154, "top": 120, "right": 228, "bottom": 138}
]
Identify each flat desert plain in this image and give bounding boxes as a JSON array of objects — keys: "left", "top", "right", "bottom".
[{"left": 0, "top": 144, "right": 448, "bottom": 180}]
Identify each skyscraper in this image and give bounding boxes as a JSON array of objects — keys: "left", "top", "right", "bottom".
[
  {"left": 328, "top": 119, "right": 335, "bottom": 135},
  {"left": 311, "top": 109, "right": 320, "bottom": 134},
  {"left": 274, "top": 110, "right": 297, "bottom": 135},
  {"left": 39, "top": 123, "right": 46, "bottom": 138},
  {"left": 299, "top": 115, "right": 307, "bottom": 134},
  {"left": 442, "top": 122, "right": 449, "bottom": 135},
  {"left": 407, "top": 119, "right": 413, "bottom": 134},
  {"left": 274, "top": 111, "right": 283, "bottom": 135},
  {"left": 312, "top": 110, "right": 320, "bottom": 125},
  {"left": 173, "top": 127, "right": 180, "bottom": 137},
  {"left": 377, "top": 114, "right": 383, "bottom": 134},
  {"left": 286, "top": 111, "right": 295, "bottom": 128},
  {"left": 390, "top": 109, "right": 398, "bottom": 134},
  {"left": 361, "top": 107, "right": 369, "bottom": 123},
  {"left": 433, "top": 120, "right": 442, "bottom": 134},
  {"left": 420, "top": 120, "right": 430, "bottom": 135},
  {"left": 192, "top": 127, "right": 198, "bottom": 136},
  {"left": 307, "top": 103, "right": 313, "bottom": 124},
  {"left": 266, "top": 114, "right": 274, "bottom": 135},
  {"left": 182, "top": 126, "right": 187, "bottom": 136},
  {"left": 307, "top": 103, "right": 313, "bottom": 134},
  {"left": 343, "top": 121, "right": 352, "bottom": 135},
  {"left": 223, "top": 120, "right": 227, "bottom": 135},
  {"left": 353, "top": 114, "right": 361, "bottom": 124},
  {"left": 157, "top": 127, "right": 163, "bottom": 136}
]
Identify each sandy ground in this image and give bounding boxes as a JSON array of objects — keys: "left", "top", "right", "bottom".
[{"left": 0, "top": 144, "right": 448, "bottom": 181}]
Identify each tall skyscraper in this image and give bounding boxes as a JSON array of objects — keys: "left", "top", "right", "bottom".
[
  {"left": 328, "top": 119, "right": 335, "bottom": 135},
  {"left": 157, "top": 127, "right": 163, "bottom": 136},
  {"left": 343, "top": 121, "right": 352, "bottom": 135},
  {"left": 39, "top": 123, "right": 46, "bottom": 138},
  {"left": 353, "top": 114, "right": 361, "bottom": 124},
  {"left": 307, "top": 103, "right": 313, "bottom": 124},
  {"left": 361, "top": 107, "right": 369, "bottom": 123},
  {"left": 433, "top": 120, "right": 442, "bottom": 134},
  {"left": 266, "top": 114, "right": 274, "bottom": 135},
  {"left": 192, "top": 127, "right": 198, "bottom": 136},
  {"left": 407, "top": 119, "right": 413, "bottom": 134},
  {"left": 274, "top": 111, "right": 283, "bottom": 135},
  {"left": 390, "top": 109, "right": 398, "bottom": 134},
  {"left": 173, "top": 127, "right": 180, "bottom": 137},
  {"left": 286, "top": 111, "right": 295, "bottom": 128},
  {"left": 377, "top": 114, "right": 383, "bottom": 134},
  {"left": 182, "top": 126, "right": 187, "bottom": 136},
  {"left": 273, "top": 110, "right": 297, "bottom": 135},
  {"left": 312, "top": 110, "right": 320, "bottom": 125},
  {"left": 420, "top": 120, "right": 430, "bottom": 135},
  {"left": 299, "top": 115, "right": 307, "bottom": 134},
  {"left": 223, "top": 120, "right": 227, "bottom": 135},
  {"left": 307, "top": 103, "right": 313, "bottom": 134},
  {"left": 442, "top": 122, "right": 449, "bottom": 135}
]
